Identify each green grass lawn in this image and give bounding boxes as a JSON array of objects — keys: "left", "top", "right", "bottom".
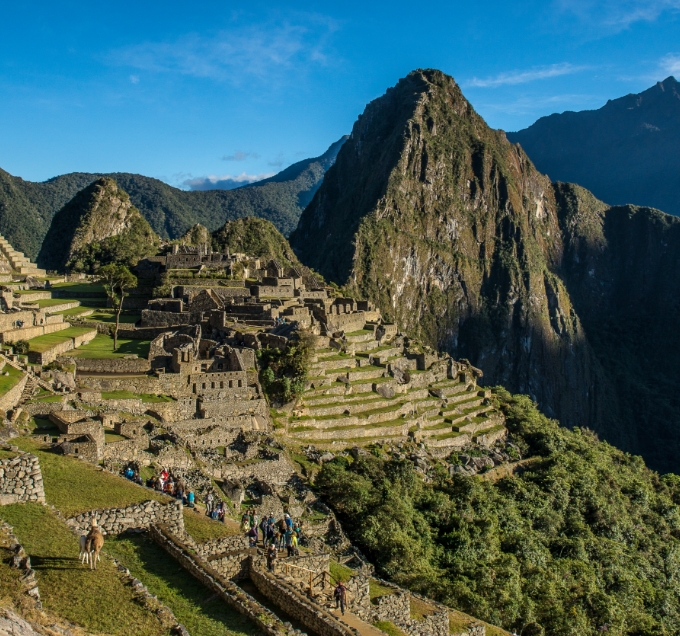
[
  {"left": 370, "top": 579, "right": 396, "bottom": 601},
  {"left": 0, "top": 363, "right": 24, "bottom": 396},
  {"left": 374, "top": 620, "right": 408, "bottom": 636},
  {"left": 14, "top": 438, "right": 168, "bottom": 517},
  {"left": 87, "top": 311, "right": 140, "bottom": 324},
  {"left": 182, "top": 508, "right": 241, "bottom": 543},
  {"left": 53, "top": 305, "right": 94, "bottom": 317},
  {"left": 0, "top": 504, "right": 169, "bottom": 636},
  {"left": 28, "top": 326, "right": 96, "bottom": 353},
  {"left": 101, "top": 390, "right": 173, "bottom": 403},
  {"left": 105, "top": 430, "right": 128, "bottom": 443},
  {"left": 106, "top": 534, "right": 257, "bottom": 636},
  {"left": 69, "top": 333, "right": 151, "bottom": 359},
  {"left": 13, "top": 289, "right": 50, "bottom": 295},
  {"left": 329, "top": 560, "right": 354, "bottom": 583},
  {"left": 35, "top": 298, "right": 77, "bottom": 308}
]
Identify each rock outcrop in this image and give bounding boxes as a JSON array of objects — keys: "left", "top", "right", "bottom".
[
  {"left": 291, "top": 69, "right": 680, "bottom": 473},
  {"left": 37, "top": 177, "right": 160, "bottom": 272}
]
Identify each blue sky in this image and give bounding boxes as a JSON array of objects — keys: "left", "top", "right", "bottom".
[{"left": 1, "top": 0, "right": 679, "bottom": 187}]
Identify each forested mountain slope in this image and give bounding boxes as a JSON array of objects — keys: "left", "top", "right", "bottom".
[{"left": 0, "top": 137, "right": 346, "bottom": 260}]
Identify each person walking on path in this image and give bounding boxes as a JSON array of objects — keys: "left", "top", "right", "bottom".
[
  {"left": 334, "top": 582, "right": 347, "bottom": 615},
  {"left": 267, "top": 544, "right": 278, "bottom": 572},
  {"left": 285, "top": 528, "right": 295, "bottom": 556},
  {"left": 205, "top": 493, "right": 214, "bottom": 516}
]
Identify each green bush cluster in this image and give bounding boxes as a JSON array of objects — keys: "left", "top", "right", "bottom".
[
  {"left": 316, "top": 389, "right": 680, "bottom": 635},
  {"left": 256, "top": 330, "right": 315, "bottom": 404}
]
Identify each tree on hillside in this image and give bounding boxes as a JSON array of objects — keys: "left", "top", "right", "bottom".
[{"left": 98, "top": 264, "right": 137, "bottom": 351}]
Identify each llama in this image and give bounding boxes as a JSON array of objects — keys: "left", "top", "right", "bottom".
[
  {"left": 79, "top": 534, "right": 101, "bottom": 565},
  {"left": 84, "top": 521, "right": 104, "bottom": 570}
]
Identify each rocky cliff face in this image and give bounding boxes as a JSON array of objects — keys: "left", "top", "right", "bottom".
[
  {"left": 291, "top": 69, "right": 680, "bottom": 472},
  {"left": 38, "top": 177, "right": 160, "bottom": 272}
]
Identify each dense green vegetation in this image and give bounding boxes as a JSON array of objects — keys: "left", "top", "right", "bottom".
[
  {"left": 212, "top": 217, "right": 303, "bottom": 268},
  {"left": 257, "top": 330, "right": 315, "bottom": 404},
  {"left": 316, "top": 389, "right": 680, "bottom": 635}
]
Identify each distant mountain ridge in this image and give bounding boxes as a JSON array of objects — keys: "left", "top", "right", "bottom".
[
  {"left": 507, "top": 76, "right": 680, "bottom": 216},
  {"left": 0, "top": 136, "right": 346, "bottom": 260}
]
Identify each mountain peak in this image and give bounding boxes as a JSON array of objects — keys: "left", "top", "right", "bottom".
[{"left": 37, "top": 177, "right": 159, "bottom": 272}]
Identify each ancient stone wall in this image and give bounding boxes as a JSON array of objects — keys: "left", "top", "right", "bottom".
[
  {"left": 193, "top": 533, "right": 251, "bottom": 558},
  {"left": 250, "top": 563, "right": 358, "bottom": 636},
  {"left": 0, "top": 452, "right": 45, "bottom": 505},
  {"left": 206, "top": 548, "right": 255, "bottom": 580},
  {"left": 72, "top": 357, "right": 151, "bottom": 374},
  {"left": 0, "top": 373, "right": 27, "bottom": 415},
  {"left": 149, "top": 524, "right": 288, "bottom": 636},
  {"left": 66, "top": 499, "right": 184, "bottom": 536}
]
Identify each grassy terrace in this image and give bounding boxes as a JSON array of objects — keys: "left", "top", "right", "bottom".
[
  {"left": 28, "top": 326, "right": 95, "bottom": 353},
  {"left": 0, "top": 504, "right": 169, "bottom": 635},
  {"left": 34, "top": 298, "right": 78, "bottom": 308},
  {"left": 0, "top": 363, "right": 24, "bottom": 396},
  {"left": 69, "top": 333, "right": 151, "bottom": 359},
  {"left": 101, "top": 390, "right": 174, "bottom": 403},
  {"left": 106, "top": 534, "right": 256, "bottom": 636},
  {"left": 14, "top": 438, "right": 168, "bottom": 517},
  {"left": 53, "top": 305, "right": 95, "bottom": 316}
]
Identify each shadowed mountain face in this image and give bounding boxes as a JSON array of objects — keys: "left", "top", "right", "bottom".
[
  {"left": 292, "top": 69, "right": 680, "bottom": 473},
  {"left": 0, "top": 137, "right": 346, "bottom": 261},
  {"left": 508, "top": 77, "right": 680, "bottom": 216}
]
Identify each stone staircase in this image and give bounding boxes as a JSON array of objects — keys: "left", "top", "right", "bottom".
[
  {"left": 278, "top": 327, "right": 507, "bottom": 450},
  {"left": 0, "top": 235, "right": 46, "bottom": 276}
]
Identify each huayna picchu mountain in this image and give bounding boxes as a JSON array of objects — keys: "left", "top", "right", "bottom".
[
  {"left": 38, "top": 177, "right": 160, "bottom": 272},
  {"left": 508, "top": 76, "right": 680, "bottom": 217},
  {"left": 291, "top": 69, "right": 680, "bottom": 474}
]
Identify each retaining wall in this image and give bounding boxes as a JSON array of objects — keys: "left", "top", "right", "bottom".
[
  {"left": 149, "top": 524, "right": 289, "bottom": 636},
  {"left": 0, "top": 373, "right": 27, "bottom": 415},
  {"left": 66, "top": 499, "right": 184, "bottom": 536},
  {"left": 72, "top": 357, "right": 151, "bottom": 374},
  {"left": 251, "top": 563, "right": 358, "bottom": 636},
  {"left": 0, "top": 452, "right": 45, "bottom": 505}
]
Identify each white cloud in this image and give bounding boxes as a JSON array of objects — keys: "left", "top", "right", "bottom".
[
  {"left": 109, "top": 15, "right": 338, "bottom": 84},
  {"left": 222, "top": 151, "right": 260, "bottom": 161},
  {"left": 129, "top": 75, "right": 140, "bottom": 84},
  {"left": 466, "top": 63, "right": 588, "bottom": 88},
  {"left": 556, "top": 0, "right": 680, "bottom": 30},
  {"left": 182, "top": 172, "right": 275, "bottom": 191},
  {"left": 660, "top": 53, "right": 680, "bottom": 76}
]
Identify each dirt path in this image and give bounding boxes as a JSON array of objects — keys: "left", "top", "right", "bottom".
[{"left": 331, "top": 607, "right": 385, "bottom": 636}]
